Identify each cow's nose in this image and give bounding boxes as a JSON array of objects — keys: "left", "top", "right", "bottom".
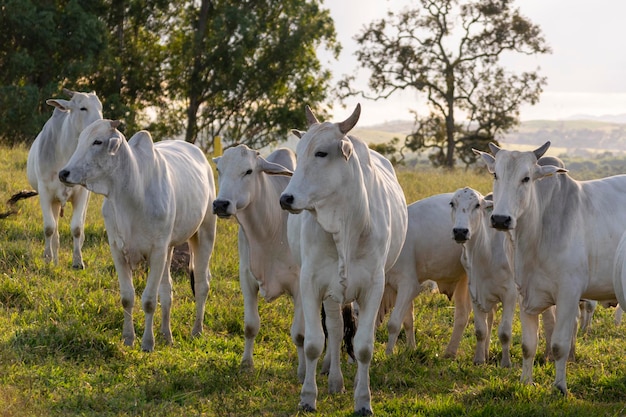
[
  {"left": 59, "top": 169, "right": 70, "bottom": 183},
  {"left": 280, "top": 194, "right": 294, "bottom": 210},
  {"left": 452, "top": 227, "right": 469, "bottom": 243},
  {"left": 212, "top": 200, "right": 230, "bottom": 217},
  {"left": 491, "top": 214, "right": 512, "bottom": 230}
]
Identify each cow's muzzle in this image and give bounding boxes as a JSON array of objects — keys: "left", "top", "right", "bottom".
[
  {"left": 279, "top": 194, "right": 302, "bottom": 213},
  {"left": 59, "top": 169, "right": 74, "bottom": 186},
  {"left": 491, "top": 214, "right": 512, "bottom": 230},
  {"left": 212, "top": 200, "right": 232, "bottom": 218},
  {"left": 452, "top": 227, "right": 469, "bottom": 243}
]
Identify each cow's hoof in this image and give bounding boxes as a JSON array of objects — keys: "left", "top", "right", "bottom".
[
  {"left": 299, "top": 403, "right": 316, "bottom": 413},
  {"left": 355, "top": 407, "right": 373, "bottom": 416}
]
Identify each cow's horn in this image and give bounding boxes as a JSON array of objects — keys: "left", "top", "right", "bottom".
[
  {"left": 305, "top": 105, "right": 319, "bottom": 126},
  {"left": 533, "top": 141, "right": 551, "bottom": 160},
  {"left": 110, "top": 120, "right": 122, "bottom": 129},
  {"left": 338, "top": 103, "right": 361, "bottom": 135},
  {"left": 62, "top": 88, "right": 75, "bottom": 97}
]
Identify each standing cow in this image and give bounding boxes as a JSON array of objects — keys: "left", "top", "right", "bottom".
[
  {"left": 212, "top": 145, "right": 307, "bottom": 379},
  {"left": 279, "top": 104, "right": 408, "bottom": 415},
  {"left": 59, "top": 119, "right": 216, "bottom": 352},
  {"left": 379, "top": 193, "right": 470, "bottom": 358},
  {"left": 25, "top": 88, "right": 103, "bottom": 268},
  {"left": 450, "top": 187, "right": 517, "bottom": 367},
  {"left": 475, "top": 141, "right": 624, "bottom": 394}
]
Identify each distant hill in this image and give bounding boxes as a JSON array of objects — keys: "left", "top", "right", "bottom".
[{"left": 355, "top": 117, "right": 626, "bottom": 155}]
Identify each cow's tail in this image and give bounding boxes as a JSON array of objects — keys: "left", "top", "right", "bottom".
[
  {"left": 189, "top": 269, "right": 195, "bottom": 297},
  {"left": 342, "top": 303, "right": 357, "bottom": 362},
  {"left": 376, "top": 285, "right": 397, "bottom": 328},
  {"left": 0, "top": 190, "right": 38, "bottom": 218}
]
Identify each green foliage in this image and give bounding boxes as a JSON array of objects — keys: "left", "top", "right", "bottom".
[
  {"left": 344, "top": 0, "right": 550, "bottom": 168},
  {"left": 0, "top": 146, "right": 625, "bottom": 415}
]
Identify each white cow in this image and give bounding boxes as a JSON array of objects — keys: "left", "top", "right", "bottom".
[
  {"left": 26, "top": 88, "right": 103, "bottom": 268},
  {"left": 475, "top": 141, "right": 624, "bottom": 394},
  {"left": 279, "top": 104, "right": 408, "bottom": 415},
  {"left": 450, "top": 187, "right": 517, "bottom": 367},
  {"left": 212, "top": 145, "right": 308, "bottom": 379},
  {"left": 59, "top": 119, "right": 216, "bottom": 352},
  {"left": 379, "top": 193, "right": 471, "bottom": 358}
]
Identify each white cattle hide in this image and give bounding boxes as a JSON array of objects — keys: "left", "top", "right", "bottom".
[
  {"left": 279, "top": 104, "right": 408, "bottom": 415},
  {"left": 59, "top": 119, "right": 216, "bottom": 352},
  {"left": 475, "top": 141, "right": 624, "bottom": 394},
  {"left": 26, "top": 89, "right": 103, "bottom": 268}
]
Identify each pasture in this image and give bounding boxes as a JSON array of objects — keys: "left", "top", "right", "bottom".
[{"left": 0, "top": 145, "right": 625, "bottom": 416}]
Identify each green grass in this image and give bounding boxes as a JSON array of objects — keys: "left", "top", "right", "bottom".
[{"left": 0, "top": 145, "right": 625, "bottom": 416}]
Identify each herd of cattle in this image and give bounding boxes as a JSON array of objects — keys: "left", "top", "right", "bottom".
[{"left": 16, "top": 88, "right": 626, "bottom": 415}]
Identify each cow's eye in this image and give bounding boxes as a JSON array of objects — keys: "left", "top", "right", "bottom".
[
  {"left": 475, "top": 203, "right": 480, "bottom": 209},
  {"left": 315, "top": 151, "right": 328, "bottom": 158},
  {"left": 522, "top": 176, "right": 530, "bottom": 183},
  {"left": 493, "top": 173, "right": 498, "bottom": 180},
  {"left": 244, "top": 169, "right": 253, "bottom": 176},
  {"left": 449, "top": 201, "right": 454, "bottom": 208},
  {"left": 80, "top": 107, "right": 88, "bottom": 111},
  {"left": 93, "top": 139, "right": 102, "bottom": 145}
]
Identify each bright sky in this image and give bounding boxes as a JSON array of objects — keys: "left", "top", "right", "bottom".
[{"left": 321, "top": 0, "right": 626, "bottom": 126}]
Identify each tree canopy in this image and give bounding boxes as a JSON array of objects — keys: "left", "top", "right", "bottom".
[
  {"left": 341, "top": 0, "right": 550, "bottom": 168},
  {"left": 0, "top": 0, "right": 339, "bottom": 151}
]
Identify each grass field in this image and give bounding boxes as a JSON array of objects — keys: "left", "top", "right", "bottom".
[{"left": 1, "top": 145, "right": 626, "bottom": 416}]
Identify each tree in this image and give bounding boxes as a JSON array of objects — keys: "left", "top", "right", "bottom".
[
  {"left": 160, "top": 0, "right": 340, "bottom": 151},
  {"left": 341, "top": 0, "right": 550, "bottom": 168},
  {"left": 0, "top": 0, "right": 106, "bottom": 144}
]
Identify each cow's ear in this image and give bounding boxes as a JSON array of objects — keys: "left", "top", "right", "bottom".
[
  {"left": 46, "top": 99, "right": 72, "bottom": 111},
  {"left": 108, "top": 136, "right": 122, "bottom": 155},
  {"left": 473, "top": 149, "right": 496, "bottom": 173},
  {"left": 291, "top": 129, "right": 304, "bottom": 139},
  {"left": 340, "top": 138, "right": 353, "bottom": 161},
  {"left": 535, "top": 164, "right": 567, "bottom": 180},
  {"left": 212, "top": 156, "right": 221, "bottom": 165},
  {"left": 259, "top": 157, "right": 293, "bottom": 177},
  {"left": 482, "top": 198, "right": 493, "bottom": 211}
]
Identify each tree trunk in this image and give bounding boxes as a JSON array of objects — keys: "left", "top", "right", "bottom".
[{"left": 185, "top": 0, "right": 212, "bottom": 143}]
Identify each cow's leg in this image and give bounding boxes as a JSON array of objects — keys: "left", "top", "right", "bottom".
[
  {"left": 110, "top": 244, "right": 135, "bottom": 346},
  {"left": 472, "top": 305, "right": 490, "bottom": 365},
  {"left": 141, "top": 248, "right": 169, "bottom": 352},
  {"left": 237, "top": 234, "right": 259, "bottom": 369},
  {"left": 519, "top": 308, "right": 539, "bottom": 385},
  {"left": 290, "top": 289, "right": 306, "bottom": 382},
  {"left": 541, "top": 306, "right": 556, "bottom": 361},
  {"left": 188, "top": 221, "right": 215, "bottom": 337},
  {"left": 299, "top": 274, "right": 324, "bottom": 412},
  {"left": 386, "top": 279, "right": 418, "bottom": 355},
  {"left": 69, "top": 188, "right": 89, "bottom": 269},
  {"left": 39, "top": 190, "right": 61, "bottom": 265},
  {"left": 353, "top": 276, "right": 384, "bottom": 416},
  {"left": 321, "top": 299, "right": 344, "bottom": 394},
  {"left": 498, "top": 293, "right": 517, "bottom": 368},
  {"left": 444, "top": 274, "right": 471, "bottom": 358},
  {"left": 158, "top": 248, "right": 174, "bottom": 345},
  {"left": 551, "top": 297, "right": 580, "bottom": 395}
]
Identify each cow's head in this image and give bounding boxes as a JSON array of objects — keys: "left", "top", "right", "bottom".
[
  {"left": 47, "top": 89, "right": 103, "bottom": 135},
  {"left": 473, "top": 141, "right": 567, "bottom": 230},
  {"left": 59, "top": 119, "right": 124, "bottom": 196},
  {"left": 212, "top": 144, "right": 293, "bottom": 218},
  {"left": 280, "top": 104, "right": 361, "bottom": 213},
  {"left": 450, "top": 187, "right": 490, "bottom": 243}
]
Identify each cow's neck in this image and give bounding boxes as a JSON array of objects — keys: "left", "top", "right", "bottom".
[{"left": 107, "top": 143, "right": 154, "bottom": 211}]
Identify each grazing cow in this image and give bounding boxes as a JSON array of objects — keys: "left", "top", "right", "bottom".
[
  {"left": 59, "top": 119, "right": 216, "bottom": 352},
  {"left": 378, "top": 193, "right": 470, "bottom": 358},
  {"left": 25, "top": 89, "right": 103, "bottom": 268},
  {"left": 450, "top": 187, "right": 518, "bottom": 367},
  {"left": 212, "top": 145, "right": 308, "bottom": 378},
  {"left": 475, "top": 141, "right": 624, "bottom": 394},
  {"left": 279, "top": 104, "right": 407, "bottom": 415}
]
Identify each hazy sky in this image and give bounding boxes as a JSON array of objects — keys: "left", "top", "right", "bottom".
[{"left": 322, "top": 0, "right": 626, "bottom": 125}]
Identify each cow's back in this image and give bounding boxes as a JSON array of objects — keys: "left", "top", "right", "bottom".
[{"left": 27, "top": 109, "right": 68, "bottom": 191}]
